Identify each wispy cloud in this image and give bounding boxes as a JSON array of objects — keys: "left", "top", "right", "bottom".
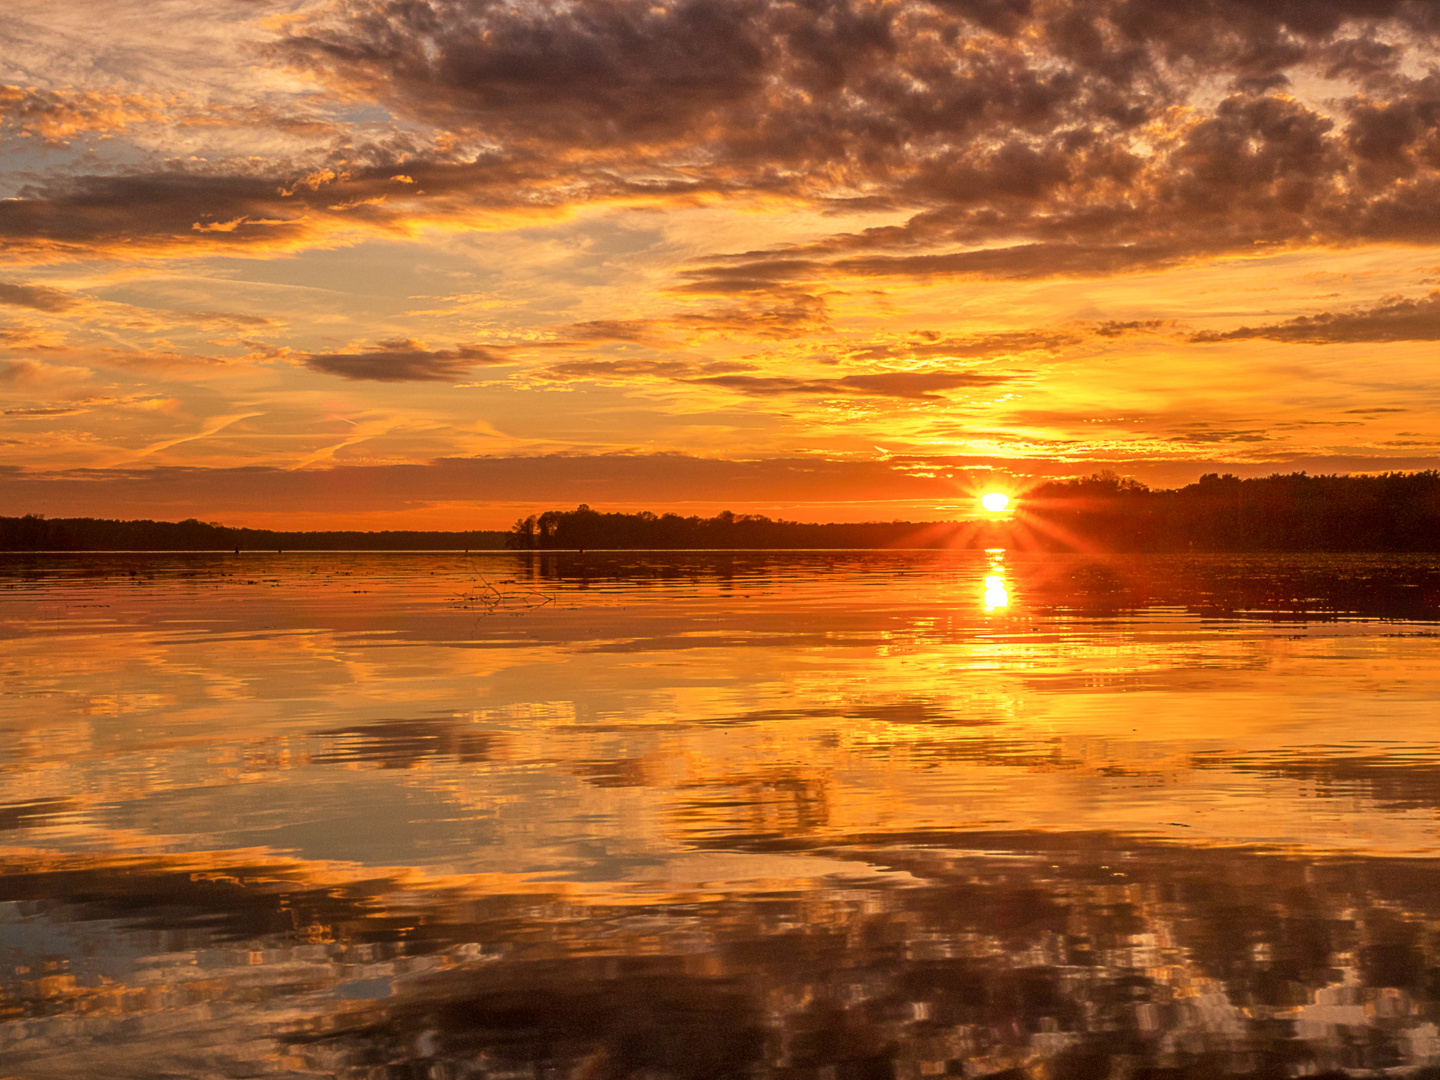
[{"left": 106, "top": 411, "right": 264, "bottom": 466}]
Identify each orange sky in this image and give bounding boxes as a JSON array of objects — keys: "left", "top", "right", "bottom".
[{"left": 2, "top": 0, "right": 1439, "bottom": 529}]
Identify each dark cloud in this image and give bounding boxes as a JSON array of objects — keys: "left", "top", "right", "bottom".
[
  {"left": 301, "top": 339, "right": 510, "bottom": 381},
  {"left": 0, "top": 172, "right": 315, "bottom": 259},
  {"left": 1055, "top": 1, "right": 1433, "bottom": 76},
  {"left": 281, "top": 0, "right": 1432, "bottom": 173},
  {"left": 271, "top": 0, "right": 1440, "bottom": 276},
  {"left": 1192, "top": 290, "right": 1440, "bottom": 344},
  {"left": 0, "top": 155, "right": 581, "bottom": 260},
  {"left": 1321, "top": 34, "right": 1405, "bottom": 80},
  {"left": 3, "top": 405, "right": 85, "bottom": 417},
  {"left": 281, "top": 0, "right": 879, "bottom": 147},
  {"left": 1093, "top": 319, "right": 1168, "bottom": 337},
  {"left": 1, "top": 0, "right": 1437, "bottom": 281},
  {"left": 0, "top": 280, "right": 78, "bottom": 312}
]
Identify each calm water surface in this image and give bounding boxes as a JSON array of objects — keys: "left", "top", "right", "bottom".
[{"left": 4, "top": 550, "right": 1440, "bottom": 1078}]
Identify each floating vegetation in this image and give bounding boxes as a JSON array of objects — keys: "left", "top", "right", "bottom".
[{"left": 451, "top": 572, "right": 555, "bottom": 613}]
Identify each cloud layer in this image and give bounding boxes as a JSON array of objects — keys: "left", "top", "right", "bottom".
[
  {"left": 1, "top": 0, "right": 1435, "bottom": 274},
  {"left": 275, "top": 0, "right": 1440, "bottom": 280}
]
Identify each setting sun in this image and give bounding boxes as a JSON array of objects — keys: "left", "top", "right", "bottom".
[{"left": 980, "top": 492, "right": 1010, "bottom": 513}]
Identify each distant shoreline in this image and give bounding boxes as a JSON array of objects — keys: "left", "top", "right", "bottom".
[
  {"left": 0, "top": 517, "right": 512, "bottom": 553},
  {"left": 7, "top": 470, "right": 1440, "bottom": 553}
]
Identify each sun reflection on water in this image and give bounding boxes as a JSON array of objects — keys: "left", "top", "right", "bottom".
[
  {"left": 983, "top": 574, "right": 1009, "bottom": 610},
  {"left": 982, "top": 549, "right": 1009, "bottom": 611}
]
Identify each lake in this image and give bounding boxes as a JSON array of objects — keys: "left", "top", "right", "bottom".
[{"left": 4, "top": 550, "right": 1440, "bottom": 1078}]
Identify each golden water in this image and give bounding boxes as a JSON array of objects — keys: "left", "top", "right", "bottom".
[{"left": 4, "top": 551, "right": 1440, "bottom": 1077}]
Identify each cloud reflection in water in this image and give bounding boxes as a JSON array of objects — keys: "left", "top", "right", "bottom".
[{"left": 5, "top": 551, "right": 1440, "bottom": 1076}]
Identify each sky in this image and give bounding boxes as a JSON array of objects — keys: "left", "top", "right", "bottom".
[{"left": 2, "top": 0, "right": 1439, "bottom": 529}]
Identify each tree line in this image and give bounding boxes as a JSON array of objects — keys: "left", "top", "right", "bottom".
[
  {"left": 1017, "top": 470, "right": 1440, "bottom": 552},
  {"left": 0, "top": 516, "right": 509, "bottom": 552},
  {"left": 506, "top": 471, "right": 1440, "bottom": 552},
  {"left": 503, "top": 506, "right": 985, "bottom": 550},
  {"left": 5, "top": 470, "right": 1440, "bottom": 552}
]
